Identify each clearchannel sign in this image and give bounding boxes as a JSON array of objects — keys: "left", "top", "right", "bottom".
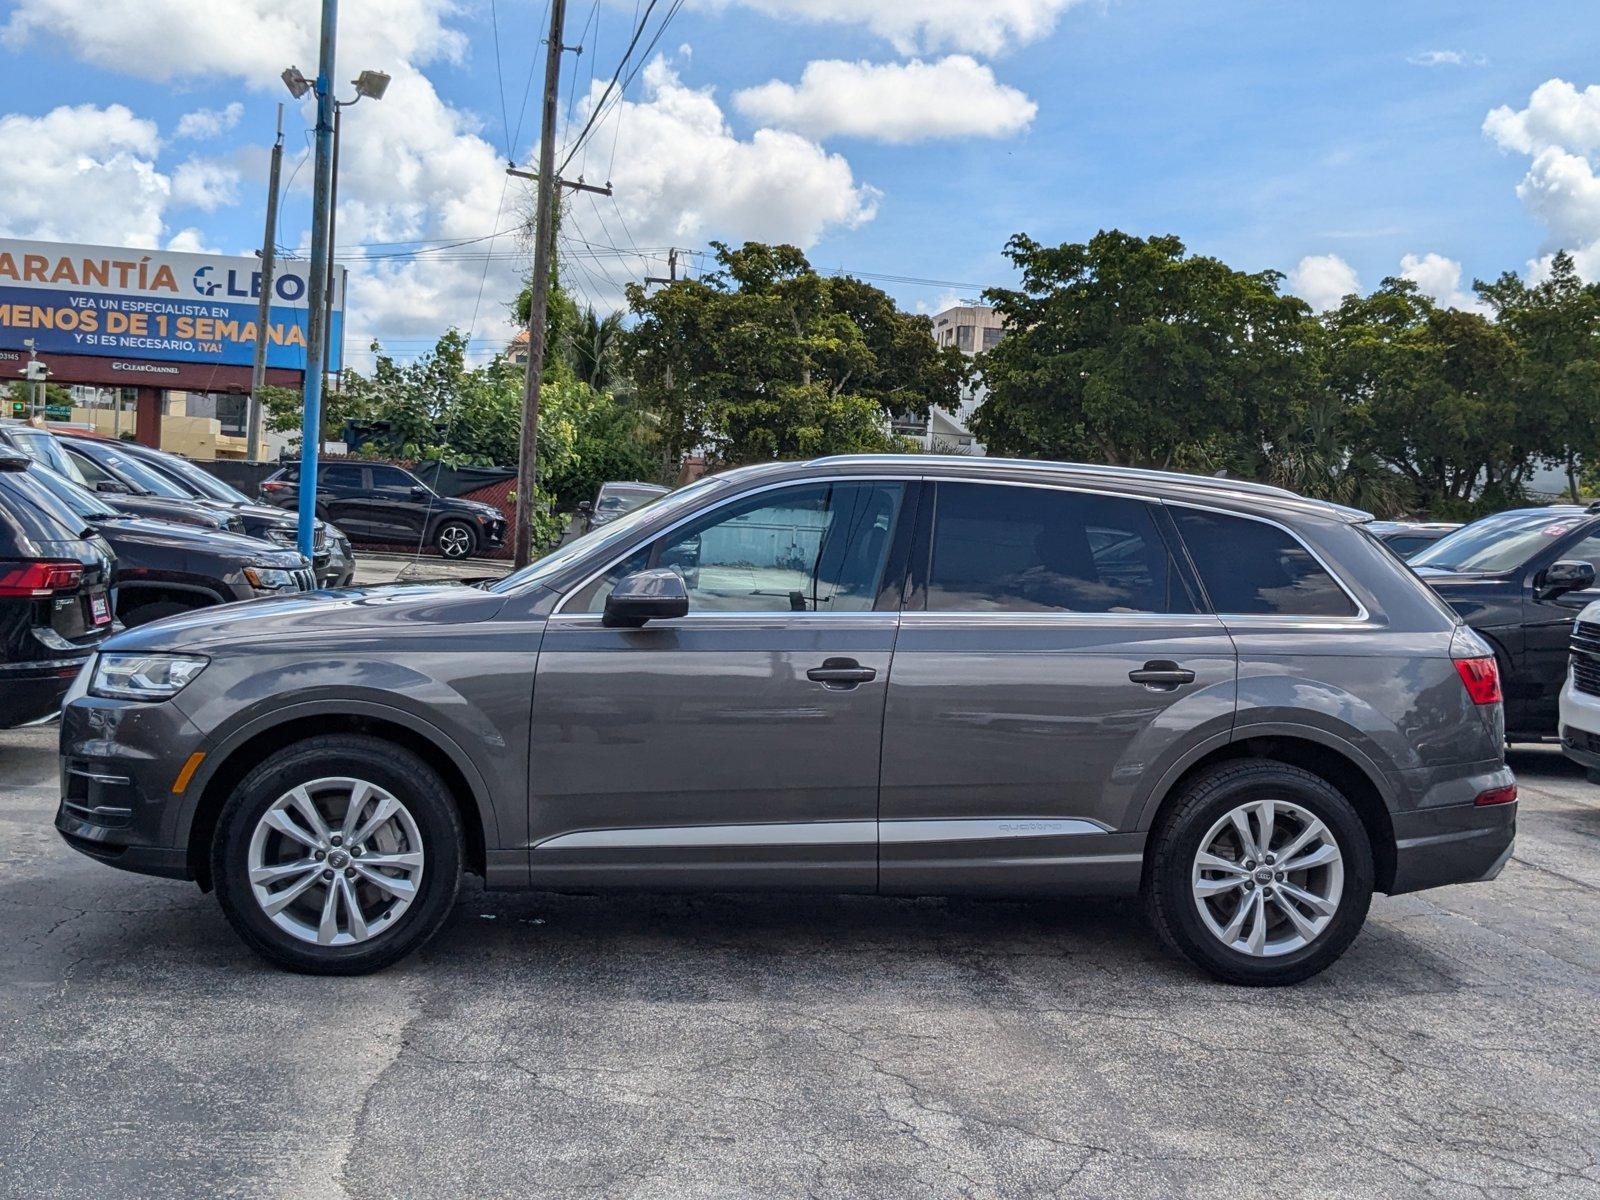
[{"left": 0, "top": 238, "right": 346, "bottom": 374}]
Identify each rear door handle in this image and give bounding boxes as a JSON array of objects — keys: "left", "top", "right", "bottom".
[
  {"left": 1128, "top": 660, "right": 1196, "bottom": 689},
  {"left": 807, "top": 658, "right": 877, "bottom": 688}
]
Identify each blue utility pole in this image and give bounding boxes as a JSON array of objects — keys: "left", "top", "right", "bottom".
[{"left": 297, "top": 0, "right": 339, "bottom": 559}]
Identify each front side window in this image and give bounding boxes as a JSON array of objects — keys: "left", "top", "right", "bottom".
[
  {"left": 573, "top": 481, "right": 904, "bottom": 614},
  {"left": 370, "top": 466, "right": 413, "bottom": 489},
  {"left": 1173, "top": 508, "right": 1357, "bottom": 617},
  {"left": 925, "top": 482, "right": 1194, "bottom": 614}
]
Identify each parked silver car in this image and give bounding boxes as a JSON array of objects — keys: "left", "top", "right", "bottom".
[{"left": 56, "top": 456, "right": 1516, "bottom": 984}]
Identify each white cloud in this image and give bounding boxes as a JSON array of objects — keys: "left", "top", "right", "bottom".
[
  {"left": 734, "top": 56, "right": 1036, "bottom": 143},
  {"left": 706, "top": 0, "right": 1083, "bottom": 56},
  {"left": 1399, "top": 252, "right": 1486, "bottom": 312},
  {"left": 1407, "top": 50, "right": 1487, "bottom": 68},
  {"left": 1287, "top": 253, "right": 1360, "bottom": 311},
  {"left": 1484, "top": 79, "right": 1600, "bottom": 157},
  {"left": 0, "top": 104, "right": 169, "bottom": 246},
  {"left": 175, "top": 102, "right": 244, "bottom": 140},
  {"left": 171, "top": 158, "right": 242, "bottom": 211},
  {"left": 166, "top": 227, "right": 222, "bottom": 253},
  {"left": 1484, "top": 79, "right": 1600, "bottom": 282},
  {"left": 553, "top": 57, "right": 879, "bottom": 310}
]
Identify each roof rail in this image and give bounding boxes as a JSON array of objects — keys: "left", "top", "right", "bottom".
[{"left": 808, "top": 453, "right": 1303, "bottom": 499}]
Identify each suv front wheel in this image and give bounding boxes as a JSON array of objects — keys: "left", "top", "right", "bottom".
[
  {"left": 211, "top": 735, "right": 463, "bottom": 974},
  {"left": 434, "top": 520, "right": 477, "bottom": 559},
  {"left": 1144, "top": 760, "right": 1374, "bottom": 986}
]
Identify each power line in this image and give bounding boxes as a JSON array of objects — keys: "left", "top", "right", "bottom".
[{"left": 554, "top": 0, "right": 674, "bottom": 177}]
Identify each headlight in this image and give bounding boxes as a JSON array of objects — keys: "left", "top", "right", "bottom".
[
  {"left": 90, "top": 653, "right": 208, "bottom": 701},
  {"left": 264, "top": 528, "right": 296, "bottom": 547},
  {"left": 244, "top": 566, "right": 300, "bottom": 592}
]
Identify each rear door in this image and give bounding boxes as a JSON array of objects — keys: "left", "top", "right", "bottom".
[{"left": 878, "top": 481, "right": 1237, "bottom": 895}]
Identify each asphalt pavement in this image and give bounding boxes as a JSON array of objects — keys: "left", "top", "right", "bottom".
[{"left": 2, "top": 726, "right": 1597, "bottom": 1199}]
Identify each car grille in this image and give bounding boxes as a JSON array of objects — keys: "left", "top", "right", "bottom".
[
  {"left": 293, "top": 568, "right": 316, "bottom": 592},
  {"left": 1571, "top": 622, "right": 1600, "bottom": 697},
  {"left": 226, "top": 516, "right": 246, "bottom": 534}
]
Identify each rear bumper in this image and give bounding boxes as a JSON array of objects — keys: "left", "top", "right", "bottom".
[
  {"left": 0, "top": 657, "right": 91, "bottom": 728},
  {"left": 1388, "top": 799, "right": 1516, "bottom": 895}
]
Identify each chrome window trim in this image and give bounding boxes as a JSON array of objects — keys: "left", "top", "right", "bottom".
[
  {"left": 1161, "top": 498, "right": 1371, "bottom": 623},
  {"left": 551, "top": 474, "right": 920, "bottom": 617}
]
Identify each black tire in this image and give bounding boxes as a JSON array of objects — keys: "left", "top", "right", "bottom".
[
  {"left": 1143, "top": 760, "right": 1374, "bottom": 987},
  {"left": 434, "top": 520, "right": 477, "bottom": 559},
  {"left": 211, "top": 734, "right": 463, "bottom": 975},
  {"left": 119, "top": 597, "right": 202, "bottom": 627}
]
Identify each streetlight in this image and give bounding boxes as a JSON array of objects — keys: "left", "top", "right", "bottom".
[
  {"left": 281, "top": 66, "right": 312, "bottom": 99},
  {"left": 324, "top": 70, "right": 389, "bottom": 394}
]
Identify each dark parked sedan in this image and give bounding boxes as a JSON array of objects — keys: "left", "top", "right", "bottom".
[
  {"left": 0, "top": 449, "right": 115, "bottom": 727},
  {"left": 1367, "top": 520, "right": 1462, "bottom": 559},
  {"left": 58, "top": 456, "right": 1514, "bottom": 986},
  {"left": 260, "top": 461, "right": 506, "bottom": 559},
  {"left": 1411, "top": 505, "right": 1600, "bottom": 739}
]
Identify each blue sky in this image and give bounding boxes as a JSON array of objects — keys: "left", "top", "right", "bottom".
[{"left": 2, "top": 0, "right": 1597, "bottom": 364}]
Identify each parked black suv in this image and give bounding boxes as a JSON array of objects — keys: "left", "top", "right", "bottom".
[
  {"left": 109, "top": 440, "right": 355, "bottom": 588},
  {"left": 28, "top": 462, "right": 316, "bottom": 626},
  {"left": 1411, "top": 505, "right": 1600, "bottom": 738},
  {"left": 0, "top": 421, "right": 243, "bottom": 536},
  {"left": 0, "top": 449, "right": 115, "bottom": 727},
  {"left": 260, "top": 461, "right": 506, "bottom": 559}
]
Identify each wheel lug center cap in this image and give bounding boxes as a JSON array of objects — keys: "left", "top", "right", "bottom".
[
  {"left": 328, "top": 849, "right": 350, "bottom": 870},
  {"left": 1252, "top": 866, "right": 1275, "bottom": 885}
]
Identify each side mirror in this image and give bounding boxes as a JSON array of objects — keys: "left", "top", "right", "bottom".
[
  {"left": 603, "top": 568, "right": 689, "bottom": 628},
  {"left": 1539, "top": 559, "right": 1596, "bottom": 599},
  {"left": 577, "top": 501, "right": 593, "bottom": 515},
  {"left": 409, "top": 486, "right": 431, "bottom": 502}
]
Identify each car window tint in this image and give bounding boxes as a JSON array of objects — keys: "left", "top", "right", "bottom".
[
  {"left": 926, "top": 482, "right": 1193, "bottom": 614},
  {"left": 370, "top": 466, "right": 411, "bottom": 488},
  {"left": 1559, "top": 533, "right": 1600, "bottom": 571},
  {"left": 1173, "top": 508, "right": 1356, "bottom": 617},
  {"left": 1385, "top": 536, "right": 1427, "bottom": 556},
  {"left": 67, "top": 450, "right": 113, "bottom": 486},
  {"left": 320, "top": 464, "right": 363, "bottom": 487},
  {"left": 576, "top": 481, "right": 904, "bottom": 614}
]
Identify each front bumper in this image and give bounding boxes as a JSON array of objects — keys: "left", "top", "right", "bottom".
[
  {"left": 53, "top": 691, "right": 206, "bottom": 881},
  {"left": 480, "top": 517, "right": 506, "bottom": 548},
  {"left": 1557, "top": 667, "right": 1600, "bottom": 771}
]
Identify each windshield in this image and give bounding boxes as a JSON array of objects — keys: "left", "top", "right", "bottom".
[
  {"left": 7, "top": 428, "right": 91, "bottom": 487},
  {"left": 27, "top": 463, "right": 119, "bottom": 520},
  {"left": 487, "top": 474, "right": 736, "bottom": 594},
  {"left": 1411, "top": 512, "right": 1586, "bottom": 574},
  {"left": 141, "top": 450, "right": 250, "bottom": 504},
  {"left": 72, "top": 444, "right": 191, "bottom": 499}
]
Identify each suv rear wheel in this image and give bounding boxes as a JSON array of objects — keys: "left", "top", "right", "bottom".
[
  {"left": 1144, "top": 760, "right": 1374, "bottom": 986},
  {"left": 211, "top": 734, "right": 462, "bottom": 974}
]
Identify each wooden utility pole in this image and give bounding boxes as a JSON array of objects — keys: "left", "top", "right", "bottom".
[
  {"left": 513, "top": 0, "right": 569, "bottom": 568},
  {"left": 247, "top": 103, "right": 284, "bottom": 462}
]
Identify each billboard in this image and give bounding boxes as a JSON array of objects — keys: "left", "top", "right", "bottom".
[{"left": 0, "top": 238, "right": 346, "bottom": 376}]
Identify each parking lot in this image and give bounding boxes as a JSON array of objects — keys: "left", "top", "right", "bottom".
[{"left": 0, "top": 727, "right": 1594, "bottom": 1199}]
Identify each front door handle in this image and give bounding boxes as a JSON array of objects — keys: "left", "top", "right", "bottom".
[
  {"left": 807, "top": 658, "right": 877, "bottom": 688},
  {"left": 1129, "top": 660, "right": 1196, "bottom": 689}
]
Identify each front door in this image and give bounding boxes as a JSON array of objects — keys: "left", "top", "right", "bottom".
[
  {"left": 879, "top": 481, "right": 1237, "bottom": 895},
  {"left": 366, "top": 465, "right": 428, "bottom": 541},
  {"left": 1522, "top": 525, "right": 1600, "bottom": 732},
  {"left": 527, "top": 478, "right": 911, "bottom": 891}
]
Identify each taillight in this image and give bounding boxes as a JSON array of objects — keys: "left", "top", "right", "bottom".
[
  {"left": 0, "top": 560, "right": 85, "bottom": 597},
  {"left": 262, "top": 481, "right": 288, "bottom": 493},
  {"left": 1454, "top": 656, "right": 1502, "bottom": 705},
  {"left": 1474, "top": 784, "right": 1518, "bottom": 807}
]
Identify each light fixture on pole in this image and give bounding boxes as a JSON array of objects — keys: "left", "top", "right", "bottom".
[
  {"left": 351, "top": 69, "right": 390, "bottom": 101},
  {"left": 281, "top": 66, "right": 312, "bottom": 99},
  {"left": 321, "top": 69, "right": 389, "bottom": 398}
]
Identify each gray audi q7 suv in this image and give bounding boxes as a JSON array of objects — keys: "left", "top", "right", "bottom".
[{"left": 55, "top": 456, "right": 1516, "bottom": 985}]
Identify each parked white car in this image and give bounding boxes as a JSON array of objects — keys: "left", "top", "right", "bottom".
[{"left": 1559, "top": 599, "right": 1600, "bottom": 779}]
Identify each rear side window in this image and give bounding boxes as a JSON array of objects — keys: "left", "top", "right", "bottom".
[
  {"left": 926, "top": 482, "right": 1195, "bottom": 614},
  {"left": 321, "top": 464, "right": 364, "bottom": 488},
  {"left": 1172, "top": 508, "right": 1357, "bottom": 617}
]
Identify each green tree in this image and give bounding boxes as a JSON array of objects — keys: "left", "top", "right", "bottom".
[
  {"left": 623, "top": 241, "right": 966, "bottom": 466},
  {"left": 1325, "top": 280, "right": 1522, "bottom": 513},
  {"left": 972, "top": 231, "right": 1319, "bottom": 470},
  {"left": 1476, "top": 251, "right": 1600, "bottom": 499}
]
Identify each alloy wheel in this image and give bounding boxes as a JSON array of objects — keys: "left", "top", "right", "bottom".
[
  {"left": 438, "top": 525, "right": 472, "bottom": 558},
  {"left": 246, "top": 777, "right": 426, "bottom": 946},
  {"left": 1190, "top": 799, "right": 1344, "bottom": 957}
]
